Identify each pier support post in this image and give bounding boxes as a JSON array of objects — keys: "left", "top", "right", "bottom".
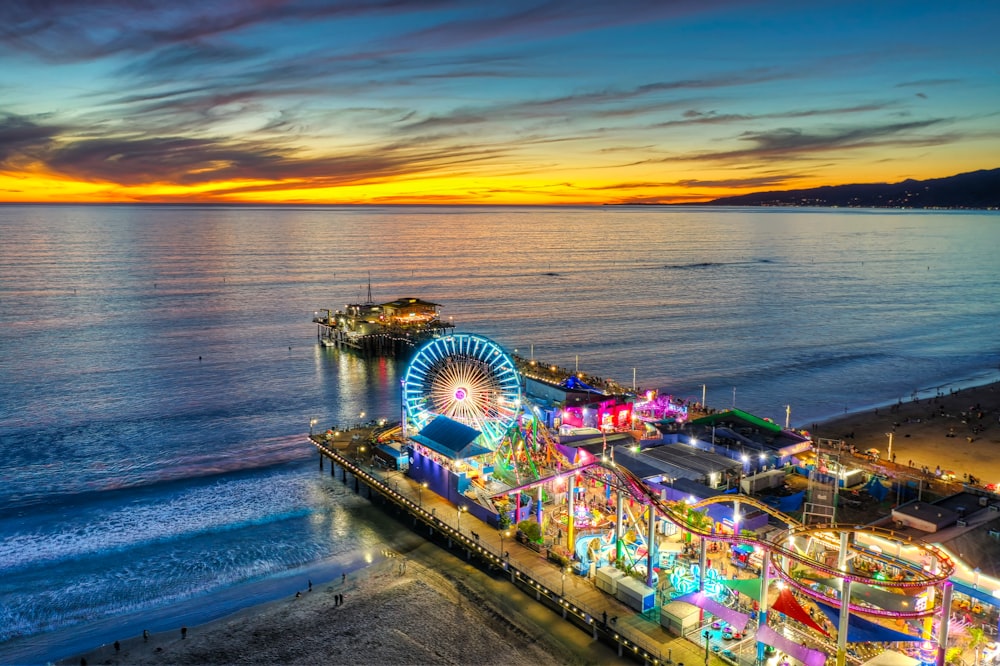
[
  {"left": 319, "top": 452, "right": 323, "bottom": 471},
  {"left": 937, "top": 581, "right": 953, "bottom": 666},
  {"left": 354, "top": 476, "right": 359, "bottom": 493},
  {"left": 331, "top": 461, "right": 335, "bottom": 477}
]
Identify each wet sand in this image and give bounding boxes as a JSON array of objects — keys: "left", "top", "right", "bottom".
[
  {"left": 809, "top": 380, "right": 1000, "bottom": 484},
  {"left": 61, "top": 541, "right": 618, "bottom": 666}
]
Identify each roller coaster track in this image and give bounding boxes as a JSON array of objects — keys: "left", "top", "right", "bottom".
[
  {"left": 490, "top": 459, "right": 954, "bottom": 617},
  {"left": 604, "top": 462, "right": 953, "bottom": 618}
]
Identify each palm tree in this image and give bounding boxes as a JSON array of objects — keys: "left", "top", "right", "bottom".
[{"left": 968, "top": 627, "right": 988, "bottom": 666}]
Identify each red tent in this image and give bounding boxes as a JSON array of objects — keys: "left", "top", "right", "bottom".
[{"left": 769, "top": 588, "right": 830, "bottom": 636}]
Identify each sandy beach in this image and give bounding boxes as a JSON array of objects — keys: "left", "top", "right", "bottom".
[
  {"left": 60, "top": 540, "right": 619, "bottom": 666},
  {"left": 809, "top": 380, "right": 1000, "bottom": 485},
  {"left": 59, "top": 381, "right": 1000, "bottom": 666}
]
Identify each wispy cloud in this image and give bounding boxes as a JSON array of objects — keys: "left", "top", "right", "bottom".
[
  {"left": 658, "top": 119, "right": 954, "bottom": 164},
  {"left": 0, "top": 113, "right": 61, "bottom": 168}
]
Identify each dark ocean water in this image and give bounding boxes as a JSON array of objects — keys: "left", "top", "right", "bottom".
[{"left": 1, "top": 204, "right": 998, "bottom": 663}]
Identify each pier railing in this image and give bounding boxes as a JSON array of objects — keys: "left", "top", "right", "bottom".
[{"left": 310, "top": 437, "right": 702, "bottom": 665}]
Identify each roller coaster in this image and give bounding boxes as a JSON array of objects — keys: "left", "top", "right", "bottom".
[{"left": 496, "top": 458, "right": 955, "bottom": 621}]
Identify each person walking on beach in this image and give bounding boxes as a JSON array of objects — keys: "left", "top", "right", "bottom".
[
  {"left": 308, "top": 579, "right": 312, "bottom": 592},
  {"left": 181, "top": 626, "right": 187, "bottom": 640},
  {"left": 342, "top": 572, "right": 346, "bottom": 583},
  {"left": 143, "top": 629, "right": 149, "bottom": 642},
  {"left": 114, "top": 640, "right": 120, "bottom": 654}
]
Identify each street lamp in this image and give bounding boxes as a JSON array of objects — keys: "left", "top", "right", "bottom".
[
  {"left": 309, "top": 418, "right": 318, "bottom": 436},
  {"left": 886, "top": 431, "right": 894, "bottom": 462},
  {"left": 457, "top": 505, "right": 466, "bottom": 531},
  {"left": 561, "top": 566, "right": 570, "bottom": 596},
  {"left": 500, "top": 529, "right": 510, "bottom": 559},
  {"left": 418, "top": 482, "right": 428, "bottom": 507}
]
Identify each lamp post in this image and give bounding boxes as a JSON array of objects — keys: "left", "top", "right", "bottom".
[
  {"left": 418, "top": 482, "right": 428, "bottom": 508},
  {"left": 309, "top": 418, "right": 318, "bottom": 436},
  {"left": 457, "top": 505, "right": 466, "bottom": 531},
  {"left": 500, "top": 529, "right": 510, "bottom": 560},
  {"left": 561, "top": 566, "right": 570, "bottom": 596},
  {"left": 739, "top": 453, "right": 749, "bottom": 493},
  {"left": 886, "top": 431, "right": 894, "bottom": 462}
]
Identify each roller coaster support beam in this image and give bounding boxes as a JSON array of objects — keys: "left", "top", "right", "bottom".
[
  {"left": 836, "top": 578, "right": 852, "bottom": 666},
  {"left": 616, "top": 490, "right": 624, "bottom": 564},
  {"left": 937, "top": 581, "right": 952, "bottom": 666},
  {"left": 646, "top": 506, "right": 656, "bottom": 588},
  {"left": 536, "top": 485, "right": 543, "bottom": 523},
  {"left": 567, "top": 473, "right": 576, "bottom": 551},
  {"left": 925, "top": 556, "right": 939, "bottom": 640},
  {"left": 836, "top": 530, "right": 851, "bottom": 666},
  {"left": 757, "top": 550, "right": 771, "bottom": 663},
  {"left": 699, "top": 537, "right": 708, "bottom": 593}
]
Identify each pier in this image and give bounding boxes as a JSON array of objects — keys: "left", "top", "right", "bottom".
[
  {"left": 310, "top": 432, "right": 724, "bottom": 666},
  {"left": 313, "top": 297, "right": 455, "bottom": 357}
]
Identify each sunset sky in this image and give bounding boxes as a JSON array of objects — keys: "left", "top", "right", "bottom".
[{"left": 1, "top": 0, "right": 997, "bottom": 205}]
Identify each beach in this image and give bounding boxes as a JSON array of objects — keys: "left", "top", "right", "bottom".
[
  {"left": 809, "top": 380, "right": 1000, "bottom": 485},
  {"left": 60, "top": 541, "right": 619, "bottom": 666},
  {"left": 59, "top": 380, "right": 1000, "bottom": 666}
]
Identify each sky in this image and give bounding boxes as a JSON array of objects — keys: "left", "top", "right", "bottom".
[{"left": 0, "top": 0, "right": 997, "bottom": 205}]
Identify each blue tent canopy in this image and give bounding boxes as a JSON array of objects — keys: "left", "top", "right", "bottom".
[
  {"left": 815, "top": 601, "right": 921, "bottom": 643},
  {"left": 865, "top": 476, "right": 889, "bottom": 501},
  {"left": 410, "top": 416, "right": 491, "bottom": 460},
  {"left": 559, "top": 376, "right": 605, "bottom": 393}
]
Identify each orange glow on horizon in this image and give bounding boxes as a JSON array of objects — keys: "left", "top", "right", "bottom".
[{"left": 0, "top": 160, "right": 984, "bottom": 206}]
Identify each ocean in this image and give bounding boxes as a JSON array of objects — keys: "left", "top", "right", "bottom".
[{"left": 1, "top": 204, "right": 998, "bottom": 663}]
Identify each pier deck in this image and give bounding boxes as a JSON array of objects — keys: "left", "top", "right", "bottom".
[{"left": 309, "top": 433, "right": 726, "bottom": 666}]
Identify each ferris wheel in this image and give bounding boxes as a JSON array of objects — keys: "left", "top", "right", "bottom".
[{"left": 402, "top": 333, "right": 522, "bottom": 449}]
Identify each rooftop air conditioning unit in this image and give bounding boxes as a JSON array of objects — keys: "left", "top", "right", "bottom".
[
  {"left": 956, "top": 519, "right": 969, "bottom": 527},
  {"left": 980, "top": 496, "right": 989, "bottom": 506},
  {"left": 989, "top": 504, "right": 1000, "bottom": 512}
]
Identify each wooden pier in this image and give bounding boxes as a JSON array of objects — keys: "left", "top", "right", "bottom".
[{"left": 309, "top": 433, "right": 724, "bottom": 666}]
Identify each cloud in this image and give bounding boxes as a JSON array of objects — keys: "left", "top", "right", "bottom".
[
  {"left": 588, "top": 174, "right": 805, "bottom": 191},
  {"left": 0, "top": 0, "right": 445, "bottom": 61},
  {"left": 660, "top": 119, "right": 953, "bottom": 164},
  {"left": 895, "top": 79, "right": 960, "bottom": 88},
  {"left": 0, "top": 112, "right": 61, "bottom": 168},
  {"left": 396, "top": 68, "right": 789, "bottom": 133},
  {"left": 40, "top": 133, "right": 500, "bottom": 188},
  {"left": 650, "top": 103, "right": 894, "bottom": 129}
]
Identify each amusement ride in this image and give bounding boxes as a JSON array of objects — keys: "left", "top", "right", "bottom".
[{"left": 397, "top": 333, "right": 958, "bottom": 666}]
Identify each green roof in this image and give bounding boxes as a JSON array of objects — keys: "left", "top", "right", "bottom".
[{"left": 688, "top": 408, "right": 782, "bottom": 434}]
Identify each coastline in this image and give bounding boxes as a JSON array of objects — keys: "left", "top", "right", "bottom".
[
  {"left": 809, "top": 379, "right": 1000, "bottom": 483},
  {"left": 60, "top": 541, "right": 618, "bottom": 666},
  {"left": 54, "top": 379, "right": 1000, "bottom": 666}
]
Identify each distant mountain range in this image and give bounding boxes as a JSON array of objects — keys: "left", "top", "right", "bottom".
[{"left": 698, "top": 168, "right": 1000, "bottom": 209}]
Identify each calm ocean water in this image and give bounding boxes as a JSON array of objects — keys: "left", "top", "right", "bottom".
[{"left": 1, "top": 204, "right": 999, "bottom": 663}]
